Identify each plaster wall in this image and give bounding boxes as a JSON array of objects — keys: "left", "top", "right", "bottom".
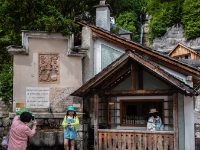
[
  {"left": 143, "top": 71, "right": 171, "bottom": 89},
  {"left": 178, "top": 93, "right": 185, "bottom": 150},
  {"left": 113, "top": 70, "right": 171, "bottom": 91},
  {"left": 82, "top": 27, "right": 94, "bottom": 84},
  {"left": 13, "top": 37, "right": 82, "bottom": 111},
  {"left": 184, "top": 95, "right": 195, "bottom": 150}
]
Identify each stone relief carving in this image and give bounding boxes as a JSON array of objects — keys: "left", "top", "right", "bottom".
[{"left": 38, "top": 53, "right": 60, "bottom": 84}]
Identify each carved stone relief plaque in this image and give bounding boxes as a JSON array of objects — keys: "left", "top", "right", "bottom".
[{"left": 38, "top": 53, "right": 60, "bottom": 84}]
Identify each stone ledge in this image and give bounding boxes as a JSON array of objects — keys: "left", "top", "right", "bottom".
[{"left": 9, "top": 112, "right": 84, "bottom": 119}]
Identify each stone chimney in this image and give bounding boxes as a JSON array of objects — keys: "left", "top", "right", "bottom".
[{"left": 94, "top": 0, "right": 112, "bottom": 31}]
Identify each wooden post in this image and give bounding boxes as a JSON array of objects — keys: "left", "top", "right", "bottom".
[
  {"left": 131, "top": 64, "right": 135, "bottom": 91},
  {"left": 94, "top": 93, "right": 99, "bottom": 150},
  {"left": 138, "top": 69, "right": 143, "bottom": 90},
  {"left": 173, "top": 93, "right": 179, "bottom": 150}
]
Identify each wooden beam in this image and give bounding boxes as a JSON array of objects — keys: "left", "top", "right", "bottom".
[
  {"left": 139, "top": 69, "right": 143, "bottom": 90},
  {"left": 173, "top": 93, "right": 179, "bottom": 150},
  {"left": 91, "top": 58, "right": 130, "bottom": 89},
  {"left": 131, "top": 64, "right": 136, "bottom": 91},
  {"left": 104, "top": 90, "right": 177, "bottom": 96},
  {"left": 106, "top": 70, "right": 131, "bottom": 90},
  {"left": 94, "top": 93, "right": 99, "bottom": 150},
  {"left": 100, "top": 65, "right": 130, "bottom": 90},
  {"left": 98, "top": 129, "right": 174, "bottom": 134}
]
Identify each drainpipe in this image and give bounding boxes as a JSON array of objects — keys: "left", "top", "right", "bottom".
[{"left": 140, "top": 14, "right": 144, "bottom": 44}]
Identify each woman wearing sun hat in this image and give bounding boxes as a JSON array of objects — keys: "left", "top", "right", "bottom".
[
  {"left": 62, "top": 105, "right": 79, "bottom": 150},
  {"left": 147, "top": 108, "right": 163, "bottom": 131}
]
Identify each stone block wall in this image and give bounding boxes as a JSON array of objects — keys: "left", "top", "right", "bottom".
[
  {"left": 0, "top": 114, "right": 88, "bottom": 150},
  {"left": 0, "top": 97, "right": 88, "bottom": 150},
  {"left": 0, "top": 98, "right": 12, "bottom": 150}
]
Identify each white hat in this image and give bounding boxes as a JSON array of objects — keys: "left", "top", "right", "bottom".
[{"left": 149, "top": 108, "right": 158, "bottom": 113}]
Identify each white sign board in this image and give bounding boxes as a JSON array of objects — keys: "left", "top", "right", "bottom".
[{"left": 26, "top": 87, "right": 50, "bottom": 108}]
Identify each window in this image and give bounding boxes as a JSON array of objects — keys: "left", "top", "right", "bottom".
[
  {"left": 98, "top": 99, "right": 107, "bottom": 124},
  {"left": 185, "top": 55, "right": 189, "bottom": 59},
  {"left": 106, "top": 99, "right": 173, "bottom": 127},
  {"left": 120, "top": 100, "right": 164, "bottom": 126},
  {"left": 101, "top": 44, "right": 123, "bottom": 70},
  {"left": 108, "top": 101, "right": 120, "bottom": 125}
]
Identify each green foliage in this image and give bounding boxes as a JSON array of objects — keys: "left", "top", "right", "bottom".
[
  {"left": 35, "top": 5, "right": 78, "bottom": 35},
  {"left": 146, "top": 0, "right": 184, "bottom": 43},
  {"left": 182, "top": 0, "right": 200, "bottom": 39},
  {"left": 146, "top": 0, "right": 200, "bottom": 42},
  {"left": 110, "top": 26, "right": 120, "bottom": 35},
  {"left": 107, "top": 0, "right": 147, "bottom": 16},
  {"left": 107, "top": 0, "right": 147, "bottom": 42},
  {"left": 116, "top": 12, "right": 140, "bottom": 42},
  {"left": 0, "top": 59, "right": 13, "bottom": 103}
]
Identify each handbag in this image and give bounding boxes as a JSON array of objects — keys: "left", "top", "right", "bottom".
[{"left": 1, "top": 132, "right": 10, "bottom": 149}]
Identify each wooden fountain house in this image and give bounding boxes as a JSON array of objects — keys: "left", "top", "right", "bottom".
[{"left": 71, "top": 50, "right": 199, "bottom": 150}]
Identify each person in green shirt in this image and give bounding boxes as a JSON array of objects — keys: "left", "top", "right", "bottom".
[{"left": 62, "top": 106, "right": 79, "bottom": 150}]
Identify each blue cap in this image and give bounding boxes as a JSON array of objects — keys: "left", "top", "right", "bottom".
[{"left": 67, "top": 105, "right": 76, "bottom": 112}]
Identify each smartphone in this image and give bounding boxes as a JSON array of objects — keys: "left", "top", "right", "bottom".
[{"left": 32, "top": 115, "right": 35, "bottom": 120}]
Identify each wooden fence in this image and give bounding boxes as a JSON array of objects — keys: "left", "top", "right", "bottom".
[{"left": 98, "top": 129, "right": 174, "bottom": 150}]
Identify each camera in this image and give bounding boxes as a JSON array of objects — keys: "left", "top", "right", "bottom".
[{"left": 32, "top": 115, "right": 35, "bottom": 120}]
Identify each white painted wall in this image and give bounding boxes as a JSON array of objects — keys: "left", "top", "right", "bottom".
[{"left": 184, "top": 96, "right": 195, "bottom": 150}]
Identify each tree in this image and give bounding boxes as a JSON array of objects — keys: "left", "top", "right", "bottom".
[
  {"left": 116, "top": 12, "right": 140, "bottom": 42},
  {"left": 146, "top": 0, "right": 184, "bottom": 43},
  {"left": 107, "top": 0, "right": 147, "bottom": 42},
  {"left": 182, "top": 0, "right": 200, "bottom": 39},
  {"left": 0, "top": 59, "right": 13, "bottom": 104}
]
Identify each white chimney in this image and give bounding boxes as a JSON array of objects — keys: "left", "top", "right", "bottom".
[{"left": 94, "top": 0, "right": 112, "bottom": 31}]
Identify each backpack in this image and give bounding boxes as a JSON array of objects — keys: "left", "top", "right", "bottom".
[{"left": 1, "top": 132, "right": 9, "bottom": 149}]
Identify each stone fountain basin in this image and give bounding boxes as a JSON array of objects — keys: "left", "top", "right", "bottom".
[{"left": 29, "top": 130, "right": 64, "bottom": 147}]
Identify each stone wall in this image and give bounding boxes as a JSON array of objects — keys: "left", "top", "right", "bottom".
[
  {"left": 0, "top": 98, "right": 12, "bottom": 150},
  {"left": 152, "top": 24, "right": 200, "bottom": 53},
  {"left": 0, "top": 97, "right": 88, "bottom": 150},
  {"left": 0, "top": 113, "right": 88, "bottom": 150}
]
